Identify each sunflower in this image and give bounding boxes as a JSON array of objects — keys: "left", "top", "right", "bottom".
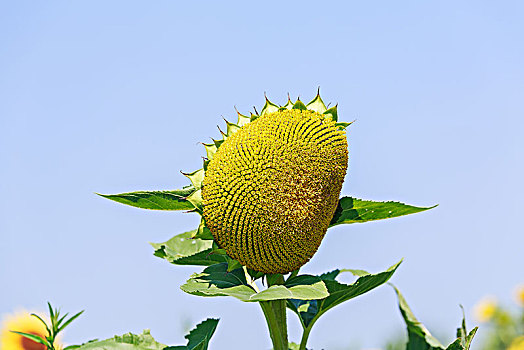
[
  {"left": 184, "top": 92, "right": 350, "bottom": 274},
  {"left": 0, "top": 311, "right": 54, "bottom": 350}
]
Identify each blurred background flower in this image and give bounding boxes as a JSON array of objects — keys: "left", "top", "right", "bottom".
[
  {"left": 0, "top": 310, "right": 56, "bottom": 350},
  {"left": 474, "top": 297, "right": 498, "bottom": 323},
  {"left": 471, "top": 284, "right": 524, "bottom": 350}
]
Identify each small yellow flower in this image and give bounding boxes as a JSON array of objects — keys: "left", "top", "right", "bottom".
[
  {"left": 514, "top": 284, "right": 524, "bottom": 306},
  {"left": 1, "top": 311, "right": 50, "bottom": 350},
  {"left": 473, "top": 296, "right": 498, "bottom": 322},
  {"left": 509, "top": 336, "right": 524, "bottom": 350}
]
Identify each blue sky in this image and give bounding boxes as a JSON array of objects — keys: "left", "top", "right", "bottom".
[{"left": 1, "top": 1, "right": 523, "bottom": 349}]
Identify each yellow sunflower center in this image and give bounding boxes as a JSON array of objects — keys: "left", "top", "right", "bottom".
[{"left": 202, "top": 109, "right": 348, "bottom": 273}]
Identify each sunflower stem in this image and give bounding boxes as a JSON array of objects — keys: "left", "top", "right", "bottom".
[{"left": 260, "top": 274, "right": 288, "bottom": 350}]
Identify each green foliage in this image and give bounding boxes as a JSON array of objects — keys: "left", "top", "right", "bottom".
[
  {"left": 151, "top": 230, "right": 226, "bottom": 266},
  {"left": 77, "top": 319, "right": 218, "bottom": 350},
  {"left": 329, "top": 197, "right": 436, "bottom": 227},
  {"left": 77, "top": 330, "right": 166, "bottom": 350},
  {"left": 165, "top": 319, "right": 219, "bottom": 350},
  {"left": 288, "top": 261, "right": 402, "bottom": 329},
  {"left": 180, "top": 263, "right": 329, "bottom": 302},
  {"left": 392, "top": 285, "right": 477, "bottom": 350},
  {"left": 11, "top": 302, "right": 84, "bottom": 350},
  {"left": 97, "top": 188, "right": 196, "bottom": 211}
]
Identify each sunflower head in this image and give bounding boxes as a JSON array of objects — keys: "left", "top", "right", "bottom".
[
  {"left": 188, "top": 92, "right": 350, "bottom": 274},
  {"left": 1, "top": 311, "right": 50, "bottom": 350}
]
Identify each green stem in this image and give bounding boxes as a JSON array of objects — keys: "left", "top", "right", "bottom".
[
  {"left": 298, "top": 325, "right": 312, "bottom": 350},
  {"left": 298, "top": 316, "right": 319, "bottom": 350},
  {"left": 260, "top": 274, "right": 288, "bottom": 350}
]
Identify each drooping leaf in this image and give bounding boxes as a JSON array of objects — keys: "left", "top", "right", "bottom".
[
  {"left": 181, "top": 263, "right": 329, "bottom": 302},
  {"left": 77, "top": 330, "right": 166, "bottom": 350},
  {"left": 287, "top": 261, "right": 401, "bottom": 329},
  {"left": 392, "top": 286, "right": 477, "bottom": 350},
  {"left": 329, "top": 197, "right": 436, "bottom": 227},
  {"left": 151, "top": 230, "right": 228, "bottom": 267},
  {"left": 97, "top": 188, "right": 196, "bottom": 211},
  {"left": 392, "top": 285, "right": 444, "bottom": 350},
  {"left": 166, "top": 319, "right": 219, "bottom": 350}
]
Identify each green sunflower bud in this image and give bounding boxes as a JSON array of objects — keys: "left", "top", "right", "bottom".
[{"left": 201, "top": 96, "right": 348, "bottom": 274}]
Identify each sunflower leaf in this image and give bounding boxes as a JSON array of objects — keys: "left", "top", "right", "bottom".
[
  {"left": 329, "top": 197, "right": 436, "bottom": 227},
  {"left": 165, "top": 318, "right": 219, "bottom": 350},
  {"left": 323, "top": 105, "right": 338, "bottom": 122},
  {"left": 97, "top": 188, "right": 196, "bottom": 211},
  {"left": 180, "top": 263, "right": 329, "bottom": 302},
  {"left": 151, "top": 230, "right": 228, "bottom": 267},
  {"left": 392, "top": 285, "right": 478, "bottom": 350},
  {"left": 392, "top": 284, "right": 444, "bottom": 350},
  {"left": 287, "top": 260, "right": 401, "bottom": 329}
]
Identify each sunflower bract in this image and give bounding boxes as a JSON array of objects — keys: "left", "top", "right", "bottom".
[{"left": 202, "top": 108, "right": 348, "bottom": 273}]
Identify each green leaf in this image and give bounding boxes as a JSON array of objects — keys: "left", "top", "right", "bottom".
[
  {"left": 305, "top": 92, "right": 327, "bottom": 113},
  {"left": 97, "top": 188, "right": 196, "bottom": 211},
  {"left": 77, "top": 330, "right": 166, "bottom": 350},
  {"left": 183, "top": 169, "right": 205, "bottom": 189},
  {"left": 393, "top": 285, "right": 478, "bottom": 350},
  {"left": 261, "top": 96, "right": 280, "bottom": 116},
  {"left": 335, "top": 121, "right": 352, "bottom": 130},
  {"left": 224, "top": 119, "right": 240, "bottom": 136},
  {"left": 58, "top": 310, "right": 84, "bottom": 333},
  {"left": 236, "top": 110, "right": 251, "bottom": 127},
  {"left": 323, "top": 105, "right": 338, "bottom": 122},
  {"left": 181, "top": 263, "right": 328, "bottom": 302},
  {"left": 151, "top": 230, "right": 228, "bottom": 266},
  {"left": 283, "top": 96, "right": 294, "bottom": 110},
  {"left": 166, "top": 319, "right": 219, "bottom": 350},
  {"left": 392, "top": 285, "right": 445, "bottom": 350},
  {"left": 287, "top": 261, "right": 401, "bottom": 329},
  {"left": 30, "top": 313, "right": 52, "bottom": 340},
  {"left": 292, "top": 100, "right": 307, "bottom": 110},
  {"left": 193, "top": 220, "right": 214, "bottom": 240},
  {"left": 450, "top": 306, "right": 478, "bottom": 350},
  {"left": 185, "top": 189, "right": 203, "bottom": 213},
  {"left": 329, "top": 197, "right": 437, "bottom": 227},
  {"left": 10, "top": 331, "right": 52, "bottom": 348},
  {"left": 64, "top": 346, "right": 82, "bottom": 350}
]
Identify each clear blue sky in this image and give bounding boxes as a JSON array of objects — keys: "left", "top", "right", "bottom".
[{"left": 1, "top": 1, "right": 523, "bottom": 349}]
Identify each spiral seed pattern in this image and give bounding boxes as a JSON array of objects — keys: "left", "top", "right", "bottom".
[{"left": 201, "top": 109, "right": 348, "bottom": 273}]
